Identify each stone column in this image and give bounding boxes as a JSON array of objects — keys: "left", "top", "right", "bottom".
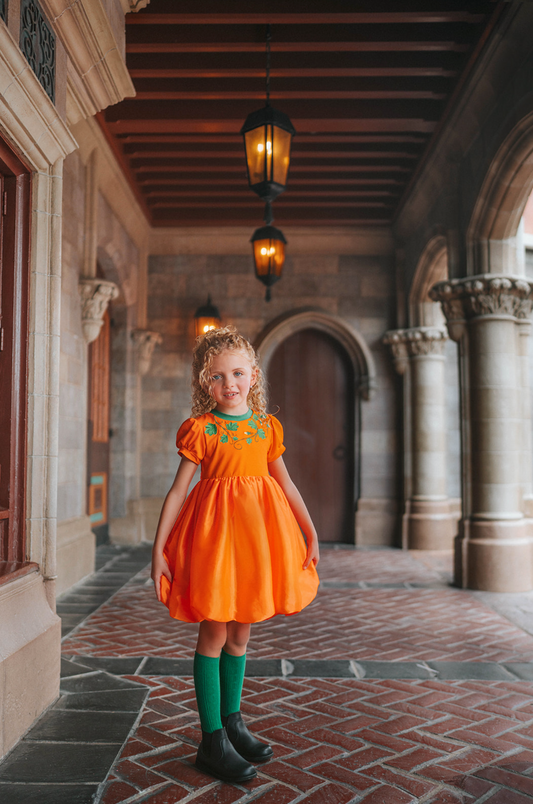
[
  {"left": 431, "top": 276, "right": 533, "bottom": 591},
  {"left": 384, "top": 327, "right": 456, "bottom": 549}
]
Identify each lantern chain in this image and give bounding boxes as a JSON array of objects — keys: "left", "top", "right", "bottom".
[{"left": 265, "top": 23, "right": 271, "bottom": 107}]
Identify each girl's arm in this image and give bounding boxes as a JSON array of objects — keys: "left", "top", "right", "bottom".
[
  {"left": 268, "top": 456, "right": 320, "bottom": 569},
  {"left": 151, "top": 456, "right": 198, "bottom": 601}
]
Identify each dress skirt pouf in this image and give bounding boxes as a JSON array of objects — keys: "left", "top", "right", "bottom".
[{"left": 161, "top": 409, "right": 319, "bottom": 623}]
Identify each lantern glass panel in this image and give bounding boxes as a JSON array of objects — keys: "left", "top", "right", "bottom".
[
  {"left": 253, "top": 238, "right": 285, "bottom": 278},
  {"left": 272, "top": 127, "right": 291, "bottom": 187},
  {"left": 195, "top": 316, "right": 219, "bottom": 338},
  {"left": 245, "top": 124, "right": 271, "bottom": 185}
]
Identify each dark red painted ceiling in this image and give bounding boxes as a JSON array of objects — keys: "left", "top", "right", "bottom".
[{"left": 98, "top": 1, "right": 503, "bottom": 227}]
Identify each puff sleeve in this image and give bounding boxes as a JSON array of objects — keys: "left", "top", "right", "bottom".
[
  {"left": 267, "top": 415, "right": 286, "bottom": 463},
  {"left": 176, "top": 418, "right": 205, "bottom": 465}
]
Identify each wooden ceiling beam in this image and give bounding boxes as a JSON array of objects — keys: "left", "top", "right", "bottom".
[
  {"left": 129, "top": 67, "right": 458, "bottom": 79},
  {"left": 133, "top": 164, "right": 412, "bottom": 174},
  {"left": 134, "top": 90, "right": 446, "bottom": 101},
  {"left": 151, "top": 218, "right": 391, "bottom": 226},
  {"left": 127, "top": 41, "right": 469, "bottom": 54},
  {"left": 126, "top": 150, "right": 420, "bottom": 159},
  {"left": 150, "top": 201, "right": 392, "bottom": 209},
  {"left": 105, "top": 119, "right": 437, "bottom": 134},
  {"left": 118, "top": 134, "right": 427, "bottom": 144},
  {"left": 124, "top": 148, "right": 419, "bottom": 158},
  {"left": 127, "top": 13, "right": 485, "bottom": 25},
  {"left": 138, "top": 177, "right": 405, "bottom": 186},
  {"left": 145, "top": 189, "right": 399, "bottom": 197}
]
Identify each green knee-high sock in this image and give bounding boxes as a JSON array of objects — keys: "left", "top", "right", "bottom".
[
  {"left": 193, "top": 652, "right": 223, "bottom": 733},
  {"left": 220, "top": 650, "right": 246, "bottom": 717}
]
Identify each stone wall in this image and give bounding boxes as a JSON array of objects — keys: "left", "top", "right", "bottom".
[
  {"left": 59, "top": 151, "right": 87, "bottom": 523},
  {"left": 96, "top": 193, "right": 140, "bottom": 524},
  {"left": 57, "top": 158, "right": 143, "bottom": 588},
  {"left": 142, "top": 246, "right": 401, "bottom": 545}
]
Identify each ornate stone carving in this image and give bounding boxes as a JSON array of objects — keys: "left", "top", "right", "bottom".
[
  {"left": 132, "top": 329, "right": 162, "bottom": 376},
  {"left": 430, "top": 275, "right": 533, "bottom": 324},
  {"left": 20, "top": 0, "right": 55, "bottom": 103},
  {"left": 128, "top": 0, "right": 150, "bottom": 10},
  {"left": 79, "top": 278, "right": 119, "bottom": 343},
  {"left": 383, "top": 327, "right": 448, "bottom": 373}
]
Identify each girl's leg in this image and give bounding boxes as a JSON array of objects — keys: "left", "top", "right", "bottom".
[
  {"left": 197, "top": 620, "right": 228, "bottom": 657},
  {"left": 220, "top": 622, "right": 250, "bottom": 717},
  {"left": 220, "top": 622, "right": 273, "bottom": 763},
  {"left": 194, "top": 620, "right": 256, "bottom": 782},
  {"left": 194, "top": 621, "right": 227, "bottom": 734}
]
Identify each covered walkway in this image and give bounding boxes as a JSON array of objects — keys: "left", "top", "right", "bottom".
[{"left": 2, "top": 547, "right": 533, "bottom": 803}]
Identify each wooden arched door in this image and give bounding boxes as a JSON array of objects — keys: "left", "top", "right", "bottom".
[{"left": 268, "top": 328, "right": 356, "bottom": 543}]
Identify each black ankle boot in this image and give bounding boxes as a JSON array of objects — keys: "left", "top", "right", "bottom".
[
  {"left": 195, "top": 727, "right": 257, "bottom": 783},
  {"left": 222, "top": 712, "right": 273, "bottom": 763}
]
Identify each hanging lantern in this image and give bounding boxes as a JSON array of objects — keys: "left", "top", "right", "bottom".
[
  {"left": 194, "top": 295, "right": 221, "bottom": 338},
  {"left": 241, "top": 25, "right": 295, "bottom": 219},
  {"left": 251, "top": 225, "right": 287, "bottom": 302}
]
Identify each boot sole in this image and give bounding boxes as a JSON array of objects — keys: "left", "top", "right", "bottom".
[
  {"left": 239, "top": 751, "right": 273, "bottom": 764},
  {"left": 195, "top": 757, "right": 257, "bottom": 783}
]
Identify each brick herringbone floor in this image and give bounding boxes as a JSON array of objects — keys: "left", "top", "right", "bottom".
[
  {"left": 62, "top": 562, "right": 533, "bottom": 664},
  {"left": 101, "top": 676, "right": 533, "bottom": 803},
  {"left": 59, "top": 549, "right": 533, "bottom": 802}
]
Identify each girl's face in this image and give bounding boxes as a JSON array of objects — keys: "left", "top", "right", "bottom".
[{"left": 208, "top": 349, "right": 257, "bottom": 416}]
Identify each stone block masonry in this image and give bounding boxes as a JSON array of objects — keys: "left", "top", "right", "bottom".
[{"left": 142, "top": 247, "right": 400, "bottom": 546}]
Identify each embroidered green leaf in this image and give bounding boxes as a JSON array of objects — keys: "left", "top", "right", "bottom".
[
  {"left": 257, "top": 428, "right": 266, "bottom": 439},
  {"left": 226, "top": 421, "right": 239, "bottom": 431},
  {"left": 246, "top": 438, "right": 252, "bottom": 445},
  {"left": 233, "top": 436, "right": 238, "bottom": 441},
  {"left": 220, "top": 433, "right": 228, "bottom": 443},
  {"left": 205, "top": 422, "right": 217, "bottom": 435},
  {"left": 248, "top": 420, "right": 257, "bottom": 429}
]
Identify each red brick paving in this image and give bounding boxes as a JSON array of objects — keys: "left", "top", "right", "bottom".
[
  {"left": 98, "top": 675, "right": 533, "bottom": 803},
  {"left": 58, "top": 549, "right": 533, "bottom": 802},
  {"left": 63, "top": 579, "right": 533, "bottom": 664}
]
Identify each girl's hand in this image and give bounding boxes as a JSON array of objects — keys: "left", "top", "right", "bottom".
[
  {"left": 151, "top": 551, "right": 173, "bottom": 602},
  {"left": 303, "top": 538, "right": 320, "bottom": 570}
]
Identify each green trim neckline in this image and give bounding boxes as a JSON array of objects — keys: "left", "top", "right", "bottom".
[{"left": 211, "top": 408, "right": 252, "bottom": 421}]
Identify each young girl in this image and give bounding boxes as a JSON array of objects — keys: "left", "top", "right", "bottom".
[{"left": 151, "top": 326, "right": 320, "bottom": 784}]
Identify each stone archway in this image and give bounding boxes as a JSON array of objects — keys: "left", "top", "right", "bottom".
[
  {"left": 385, "top": 237, "right": 459, "bottom": 550},
  {"left": 255, "top": 307, "right": 377, "bottom": 400},
  {"left": 409, "top": 235, "right": 448, "bottom": 327},
  {"left": 430, "top": 113, "right": 533, "bottom": 591},
  {"left": 255, "top": 308, "right": 376, "bottom": 545},
  {"left": 467, "top": 110, "right": 533, "bottom": 276}
]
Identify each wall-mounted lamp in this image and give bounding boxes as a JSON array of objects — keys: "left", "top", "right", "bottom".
[
  {"left": 251, "top": 225, "right": 287, "bottom": 302},
  {"left": 194, "top": 295, "right": 221, "bottom": 338}
]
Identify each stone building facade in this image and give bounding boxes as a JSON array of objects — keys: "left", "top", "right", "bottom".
[{"left": 2, "top": 0, "right": 533, "bottom": 762}]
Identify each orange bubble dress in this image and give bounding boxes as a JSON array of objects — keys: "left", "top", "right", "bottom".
[{"left": 161, "top": 408, "right": 319, "bottom": 623}]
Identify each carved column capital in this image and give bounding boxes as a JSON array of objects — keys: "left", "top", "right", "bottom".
[
  {"left": 430, "top": 275, "right": 533, "bottom": 326},
  {"left": 383, "top": 327, "right": 448, "bottom": 373},
  {"left": 127, "top": 0, "right": 150, "bottom": 10},
  {"left": 131, "top": 329, "right": 162, "bottom": 376},
  {"left": 79, "top": 278, "right": 119, "bottom": 343}
]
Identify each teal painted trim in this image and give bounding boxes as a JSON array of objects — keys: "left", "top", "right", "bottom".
[
  {"left": 212, "top": 408, "right": 252, "bottom": 422},
  {"left": 91, "top": 475, "right": 105, "bottom": 486},
  {"left": 90, "top": 512, "right": 104, "bottom": 523}
]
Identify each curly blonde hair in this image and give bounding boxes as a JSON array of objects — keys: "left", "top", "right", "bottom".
[{"left": 191, "top": 325, "right": 268, "bottom": 418}]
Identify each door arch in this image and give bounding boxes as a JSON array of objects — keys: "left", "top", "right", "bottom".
[
  {"left": 256, "top": 309, "right": 374, "bottom": 544},
  {"left": 268, "top": 328, "right": 356, "bottom": 543}
]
